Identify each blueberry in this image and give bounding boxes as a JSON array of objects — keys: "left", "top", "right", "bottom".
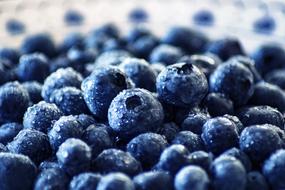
[
  {"left": 206, "top": 38, "right": 245, "bottom": 61},
  {"left": 248, "top": 82, "right": 285, "bottom": 112},
  {"left": 201, "top": 117, "right": 239, "bottom": 155},
  {"left": 156, "top": 122, "right": 180, "bottom": 142},
  {"left": 50, "top": 87, "right": 89, "bottom": 115},
  {"left": 94, "top": 50, "right": 131, "bottom": 68},
  {"left": 246, "top": 171, "right": 269, "bottom": 190},
  {"left": 49, "top": 56, "right": 72, "bottom": 73},
  {"left": 162, "top": 26, "right": 208, "bottom": 54},
  {"left": 42, "top": 67, "right": 83, "bottom": 102},
  {"left": 90, "top": 23, "right": 120, "bottom": 39},
  {"left": 0, "top": 59, "right": 17, "bottom": 84},
  {"left": 223, "top": 114, "right": 244, "bottom": 134},
  {"left": 149, "top": 45, "right": 183, "bottom": 65},
  {"left": 21, "top": 33, "right": 56, "bottom": 58},
  {"left": 221, "top": 147, "right": 252, "bottom": 172},
  {"left": 34, "top": 168, "right": 69, "bottom": 190},
  {"left": 193, "top": 9, "right": 214, "bottom": 26},
  {"left": 237, "top": 106, "right": 284, "bottom": 129},
  {"left": 156, "top": 62, "right": 208, "bottom": 107},
  {"left": 0, "top": 122, "right": 22, "bottom": 145},
  {"left": 0, "top": 152, "right": 37, "bottom": 190},
  {"left": 209, "top": 58, "right": 254, "bottom": 107},
  {"left": 82, "top": 66, "right": 132, "bottom": 120},
  {"left": 57, "top": 138, "right": 91, "bottom": 176},
  {"left": 252, "top": 44, "right": 285, "bottom": 76},
  {"left": 202, "top": 93, "right": 234, "bottom": 116},
  {"left": 97, "top": 173, "right": 135, "bottom": 190},
  {"left": 0, "top": 81, "right": 30, "bottom": 123},
  {"left": 130, "top": 35, "right": 159, "bottom": 59},
  {"left": 82, "top": 125, "right": 113, "bottom": 158},
  {"left": 188, "top": 151, "right": 213, "bottom": 171},
  {"left": 48, "top": 116, "right": 83, "bottom": 152},
  {"left": 125, "top": 27, "right": 151, "bottom": 43},
  {"left": 74, "top": 114, "right": 96, "bottom": 130},
  {"left": 128, "top": 7, "right": 148, "bottom": 23},
  {"left": 172, "top": 131, "right": 204, "bottom": 152},
  {"left": 151, "top": 63, "right": 166, "bottom": 76},
  {"left": 102, "top": 38, "right": 127, "bottom": 52},
  {"left": 23, "top": 101, "right": 63, "bottom": 133},
  {"left": 5, "top": 19, "right": 25, "bottom": 35},
  {"left": 265, "top": 69, "right": 285, "bottom": 89},
  {"left": 7, "top": 129, "right": 51, "bottom": 164},
  {"left": 155, "top": 144, "right": 190, "bottom": 175},
  {"left": 181, "top": 112, "right": 210, "bottom": 135},
  {"left": 59, "top": 32, "right": 85, "bottom": 53},
  {"left": 175, "top": 165, "right": 209, "bottom": 190},
  {"left": 69, "top": 172, "right": 102, "bottom": 190},
  {"left": 17, "top": 53, "right": 49, "bottom": 82},
  {"left": 67, "top": 48, "right": 96, "bottom": 73},
  {"left": 119, "top": 58, "right": 156, "bottom": 91},
  {"left": 0, "top": 143, "right": 7, "bottom": 152},
  {"left": 22, "top": 81, "right": 42, "bottom": 104},
  {"left": 133, "top": 171, "right": 173, "bottom": 190},
  {"left": 39, "top": 161, "right": 60, "bottom": 171},
  {"left": 0, "top": 47, "right": 20, "bottom": 65},
  {"left": 127, "top": 132, "right": 168, "bottom": 169},
  {"left": 239, "top": 124, "right": 282, "bottom": 163},
  {"left": 108, "top": 88, "right": 164, "bottom": 138},
  {"left": 210, "top": 156, "right": 247, "bottom": 190},
  {"left": 253, "top": 15, "right": 276, "bottom": 34},
  {"left": 64, "top": 9, "right": 84, "bottom": 26},
  {"left": 93, "top": 149, "right": 142, "bottom": 176},
  {"left": 263, "top": 149, "right": 285, "bottom": 190}
]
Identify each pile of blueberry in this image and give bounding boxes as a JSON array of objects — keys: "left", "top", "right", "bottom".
[{"left": 1, "top": 23, "right": 285, "bottom": 190}]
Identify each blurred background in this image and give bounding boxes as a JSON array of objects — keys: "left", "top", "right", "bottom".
[{"left": 1, "top": 0, "right": 285, "bottom": 52}]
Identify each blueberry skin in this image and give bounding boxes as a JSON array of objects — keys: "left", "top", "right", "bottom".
[
  {"left": 126, "top": 27, "right": 151, "bottom": 43},
  {"left": 265, "top": 69, "right": 285, "bottom": 90},
  {"left": 22, "top": 81, "right": 42, "bottom": 104},
  {"left": 156, "top": 122, "right": 180, "bottom": 142},
  {"left": 0, "top": 47, "right": 20, "bottom": 65},
  {"left": 162, "top": 26, "right": 208, "bottom": 54},
  {"left": 151, "top": 63, "right": 166, "bottom": 76},
  {"left": 253, "top": 15, "right": 276, "bottom": 34},
  {"left": 239, "top": 124, "right": 282, "bottom": 163},
  {"left": 206, "top": 38, "right": 245, "bottom": 61},
  {"left": 69, "top": 172, "right": 102, "bottom": 190},
  {"left": 0, "top": 81, "right": 30, "bottom": 123},
  {"left": 128, "top": 7, "right": 148, "bottom": 23},
  {"left": 188, "top": 151, "right": 213, "bottom": 171},
  {"left": 210, "top": 156, "right": 247, "bottom": 190},
  {"left": 193, "top": 9, "right": 214, "bottom": 26},
  {"left": 48, "top": 116, "right": 83, "bottom": 152},
  {"left": 127, "top": 132, "right": 168, "bottom": 169},
  {"left": 246, "top": 171, "right": 269, "bottom": 190},
  {"left": 263, "top": 149, "right": 285, "bottom": 190},
  {"left": 17, "top": 53, "right": 49, "bottom": 82},
  {"left": 34, "top": 168, "right": 69, "bottom": 190},
  {"left": 0, "top": 153, "right": 37, "bottom": 190},
  {"left": 237, "top": 106, "right": 284, "bottom": 129},
  {"left": 23, "top": 101, "right": 63, "bottom": 133},
  {"left": 209, "top": 58, "right": 254, "bottom": 107},
  {"left": 252, "top": 44, "right": 285, "bottom": 76},
  {"left": 82, "top": 125, "right": 113, "bottom": 159},
  {"left": 0, "top": 122, "right": 22, "bottom": 145},
  {"left": 49, "top": 56, "right": 72, "bottom": 73},
  {"left": 223, "top": 114, "right": 245, "bottom": 134},
  {"left": 7, "top": 129, "right": 52, "bottom": 164},
  {"left": 155, "top": 144, "right": 191, "bottom": 175},
  {"left": 108, "top": 88, "right": 164, "bottom": 138},
  {"left": 21, "top": 33, "right": 56, "bottom": 58},
  {"left": 175, "top": 165, "right": 209, "bottom": 190},
  {"left": 202, "top": 93, "right": 234, "bottom": 116},
  {"left": 157, "top": 62, "right": 208, "bottom": 107},
  {"left": 119, "top": 58, "right": 157, "bottom": 91},
  {"left": 74, "top": 114, "right": 96, "bottom": 130},
  {"left": 97, "top": 173, "right": 135, "bottom": 190},
  {"left": 58, "top": 32, "right": 85, "bottom": 54},
  {"left": 5, "top": 19, "right": 25, "bottom": 35},
  {"left": 248, "top": 82, "right": 285, "bottom": 113},
  {"left": 94, "top": 50, "right": 131, "bottom": 68},
  {"left": 133, "top": 171, "right": 173, "bottom": 190},
  {"left": 221, "top": 147, "right": 252, "bottom": 172},
  {"left": 172, "top": 131, "right": 204, "bottom": 152},
  {"left": 202, "top": 117, "right": 239, "bottom": 155},
  {"left": 50, "top": 87, "right": 89, "bottom": 115},
  {"left": 93, "top": 149, "right": 142, "bottom": 176},
  {"left": 64, "top": 9, "right": 84, "bottom": 26},
  {"left": 57, "top": 138, "right": 91, "bottom": 176},
  {"left": 82, "top": 66, "right": 132, "bottom": 120},
  {"left": 42, "top": 67, "right": 83, "bottom": 102},
  {"left": 129, "top": 35, "right": 158, "bottom": 59},
  {"left": 149, "top": 45, "right": 183, "bottom": 65},
  {"left": 39, "top": 161, "right": 60, "bottom": 171},
  {"left": 181, "top": 112, "right": 210, "bottom": 135},
  {"left": 67, "top": 48, "right": 96, "bottom": 73}
]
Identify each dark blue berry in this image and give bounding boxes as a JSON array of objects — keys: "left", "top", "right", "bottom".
[
  {"left": 93, "top": 149, "right": 142, "bottom": 176},
  {"left": 97, "top": 173, "right": 135, "bottom": 190},
  {"left": 203, "top": 93, "right": 234, "bottom": 116},
  {"left": 181, "top": 112, "right": 210, "bottom": 135},
  {"left": 74, "top": 114, "right": 96, "bottom": 130},
  {"left": 193, "top": 9, "right": 214, "bottom": 26},
  {"left": 156, "top": 122, "right": 180, "bottom": 142},
  {"left": 22, "top": 81, "right": 42, "bottom": 104},
  {"left": 126, "top": 27, "right": 151, "bottom": 43},
  {"left": 94, "top": 50, "right": 131, "bottom": 68},
  {"left": 175, "top": 165, "right": 209, "bottom": 190},
  {"left": 49, "top": 56, "right": 72, "bottom": 73},
  {"left": 156, "top": 62, "right": 208, "bottom": 107},
  {"left": 59, "top": 32, "right": 85, "bottom": 53},
  {"left": 69, "top": 172, "right": 102, "bottom": 190},
  {"left": 108, "top": 88, "right": 164, "bottom": 138},
  {"left": 0, "top": 47, "right": 20, "bottom": 65},
  {"left": 128, "top": 7, "right": 148, "bottom": 23},
  {"left": 150, "top": 45, "right": 183, "bottom": 65},
  {"left": 253, "top": 15, "right": 276, "bottom": 34},
  {"left": 223, "top": 114, "right": 244, "bottom": 134},
  {"left": 23, "top": 101, "right": 63, "bottom": 133},
  {"left": 67, "top": 48, "right": 96, "bottom": 73},
  {"left": 246, "top": 171, "right": 269, "bottom": 190},
  {"left": 172, "top": 131, "right": 204, "bottom": 152},
  {"left": 188, "top": 151, "right": 213, "bottom": 171},
  {"left": 5, "top": 19, "right": 25, "bottom": 35},
  {"left": 0, "top": 122, "right": 22, "bottom": 145},
  {"left": 130, "top": 35, "right": 159, "bottom": 59},
  {"left": 64, "top": 10, "right": 84, "bottom": 26},
  {"left": 265, "top": 69, "right": 285, "bottom": 90}
]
